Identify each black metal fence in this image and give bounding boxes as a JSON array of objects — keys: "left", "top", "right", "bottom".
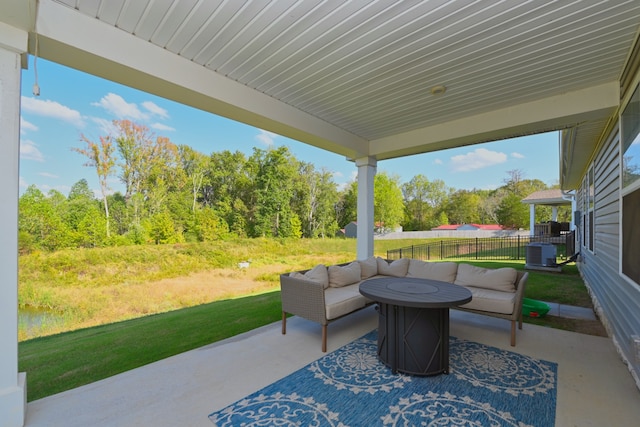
[{"left": 386, "top": 232, "right": 576, "bottom": 262}]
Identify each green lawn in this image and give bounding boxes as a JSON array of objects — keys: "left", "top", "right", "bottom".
[{"left": 19, "top": 291, "right": 282, "bottom": 402}]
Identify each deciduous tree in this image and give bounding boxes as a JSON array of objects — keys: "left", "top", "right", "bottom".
[
  {"left": 374, "top": 172, "right": 404, "bottom": 232},
  {"left": 293, "top": 163, "right": 339, "bottom": 238},
  {"left": 179, "top": 145, "right": 209, "bottom": 213},
  {"left": 73, "top": 133, "right": 116, "bottom": 237},
  {"left": 445, "top": 190, "right": 482, "bottom": 224},
  {"left": 336, "top": 181, "right": 357, "bottom": 228},
  {"left": 18, "top": 186, "right": 73, "bottom": 250},
  {"left": 250, "top": 146, "right": 298, "bottom": 237},
  {"left": 402, "top": 174, "right": 448, "bottom": 230}
]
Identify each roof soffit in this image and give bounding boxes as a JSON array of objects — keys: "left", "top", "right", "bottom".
[{"left": 5, "top": 0, "right": 640, "bottom": 172}]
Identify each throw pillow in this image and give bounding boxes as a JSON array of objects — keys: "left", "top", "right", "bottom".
[
  {"left": 406, "top": 260, "right": 458, "bottom": 283},
  {"left": 328, "top": 262, "right": 362, "bottom": 287},
  {"left": 290, "top": 264, "right": 329, "bottom": 289},
  {"left": 358, "top": 256, "right": 378, "bottom": 279},
  {"left": 454, "top": 263, "right": 517, "bottom": 292},
  {"left": 376, "top": 257, "right": 409, "bottom": 277}
]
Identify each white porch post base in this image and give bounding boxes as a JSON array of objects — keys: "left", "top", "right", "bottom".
[{"left": 0, "top": 373, "right": 27, "bottom": 427}]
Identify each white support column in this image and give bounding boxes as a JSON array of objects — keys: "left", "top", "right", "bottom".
[
  {"left": 355, "top": 156, "right": 376, "bottom": 260},
  {"left": 0, "top": 23, "right": 28, "bottom": 427},
  {"left": 551, "top": 206, "right": 558, "bottom": 222},
  {"left": 570, "top": 198, "right": 577, "bottom": 231},
  {"left": 529, "top": 204, "right": 536, "bottom": 237}
]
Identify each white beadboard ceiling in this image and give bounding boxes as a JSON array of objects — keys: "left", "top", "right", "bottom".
[{"left": 3, "top": 0, "right": 640, "bottom": 188}]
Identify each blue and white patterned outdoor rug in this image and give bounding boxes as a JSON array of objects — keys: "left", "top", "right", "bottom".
[{"left": 209, "top": 331, "right": 557, "bottom": 426}]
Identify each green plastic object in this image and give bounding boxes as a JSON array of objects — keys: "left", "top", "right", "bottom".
[{"left": 522, "top": 298, "right": 551, "bottom": 318}]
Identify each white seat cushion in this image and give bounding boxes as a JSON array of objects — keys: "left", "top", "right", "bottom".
[
  {"left": 460, "top": 287, "right": 516, "bottom": 315},
  {"left": 324, "top": 284, "right": 367, "bottom": 320}
]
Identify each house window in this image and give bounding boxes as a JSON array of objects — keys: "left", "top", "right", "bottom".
[
  {"left": 580, "top": 169, "right": 594, "bottom": 253},
  {"left": 621, "top": 84, "right": 640, "bottom": 285},
  {"left": 622, "top": 85, "right": 640, "bottom": 188}
]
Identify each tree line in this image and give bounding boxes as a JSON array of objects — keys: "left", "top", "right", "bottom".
[{"left": 18, "top": 120, "right": 569, "bottom": 252}]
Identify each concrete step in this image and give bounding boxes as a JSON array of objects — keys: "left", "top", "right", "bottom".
[{"left": 542, "top": 301, "right": 596, "bottom": 320}]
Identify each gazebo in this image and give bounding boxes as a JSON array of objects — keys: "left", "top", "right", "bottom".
[{"left": 521, "top": 189, "right": 576, "bottom": 237}]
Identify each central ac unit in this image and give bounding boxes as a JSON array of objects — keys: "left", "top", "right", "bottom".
[{"left": 526, "top": 242, "right": 557, "bottom": 267}]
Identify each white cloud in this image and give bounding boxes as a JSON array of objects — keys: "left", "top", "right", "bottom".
[
  {"left": 433, "top": 158, "right": 443, "bottom": 165},
  {"left": 92, "top": 93, "right": 147, "bottom": 120},
  {"left": 19, "top": 176, "right": 28, "bottom": 189},
  {"left": 150, "top": 122, "right": 175, "bottom": 132},
  {"left": 511, "top": 152, "right": 525, "bottom": 159},
  {"left": 20, "top": 139, "right": 44, "bottom": 162},
  {"left": 333, "top": 171, "right": 344, "bottom": 178},
  {"left": 90, "top": 117, "right": 119, "bottom": 136},
  {"left": 450, "top": 148, "right": 507, "bottom": 172},
  {"left": 336, "top": 182, "right": 349, "bottom": 192},
  {"left": 92, "top": 94, "right": 171, "bottom": 125},
  {"left": 21, "top": 117, "right": 38, "bottom": 133},
  {"left": 255, "top": 129, "right": 278, "bottom": 146},
  {"left": 39, "top": 172, "right": 59, "bottom": 179},
  {"left": 21, "top": 96, "right": 85, "bottom": 127},
  {"left": 142, "top": 101, "right": 169, "bottom": 119}
]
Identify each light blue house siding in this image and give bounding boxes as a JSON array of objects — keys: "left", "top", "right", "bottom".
[{"left": 576, "top": 108, "right": 640, "bottom": 385}]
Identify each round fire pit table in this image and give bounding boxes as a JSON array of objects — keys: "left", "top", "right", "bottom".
[{"left": 359, "top": 276, "right": 472, "bottom": 376}]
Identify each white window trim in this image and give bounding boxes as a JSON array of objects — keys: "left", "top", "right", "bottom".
[
  {"left": 619, "top": 80, "right": 640, "bottom": 285},
  {"left": 588, "top": 165, "right": 595, "bottom": 254}
]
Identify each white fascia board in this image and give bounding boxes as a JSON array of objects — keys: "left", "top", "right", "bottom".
[
  {"left": 370, "top": 81, "right": 620, "bottom": 160},
  {"left": 35, "top": 0, "right": 368, "bottom": 158},
  {"left": 0, "top": 0, "right": 35, "bottom": 33},
  {"left": 0, "top": 22, "right": 28, "bottom": 54}
]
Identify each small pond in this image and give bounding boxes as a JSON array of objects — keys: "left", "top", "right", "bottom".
[{"left": 18, "top": 307, "right": 65, "bottom": 334}]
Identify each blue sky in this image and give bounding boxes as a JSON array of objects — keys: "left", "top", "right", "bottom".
[{"left": 19, "top": 58, "right": 560, "bottom": 197}]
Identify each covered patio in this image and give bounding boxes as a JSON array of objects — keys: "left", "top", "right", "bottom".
[
  {"left": 522, "top": 189, "right": 576, "bottom": 238},
  {"left": 2, "top": 1, "right": 640, "bottom": 425},
  {"left": 23, "top": 308, "right": 640, "bottom": 426}
]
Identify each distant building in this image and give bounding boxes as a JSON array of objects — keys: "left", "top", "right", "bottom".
[
  {"left": 344, "top": 221, "right": 358, "bottom": 238},
  {"left": 342, "top": 221, "right": 402, "bottom": 237}
]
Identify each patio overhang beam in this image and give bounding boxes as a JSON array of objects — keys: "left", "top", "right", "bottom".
[{"left": 369, "top": 82, "right": 619, "bottom": 160}]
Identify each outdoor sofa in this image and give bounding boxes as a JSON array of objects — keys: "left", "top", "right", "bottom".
[{"left": 280, "top": 257, "right": 528, "bottom": 351}]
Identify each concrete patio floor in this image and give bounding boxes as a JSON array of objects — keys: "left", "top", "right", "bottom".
[{"left": 25, "top": 307, "right": 640, "bottom": 427}]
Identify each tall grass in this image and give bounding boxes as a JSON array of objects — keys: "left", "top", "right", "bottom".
[
  {"left": 18, "top": 238, "right": 588, "bottom": 340},
  {"left": 19, "top": 238, "right": 367, "bottom": 339}
]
